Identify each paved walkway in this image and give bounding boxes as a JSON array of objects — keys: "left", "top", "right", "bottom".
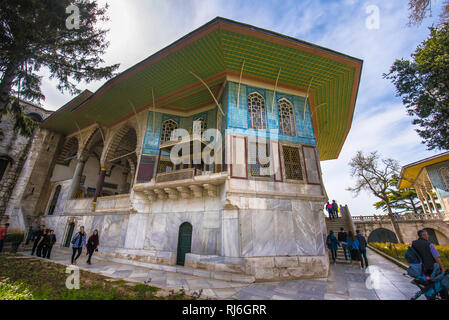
[{"left": 18, "top": 248, "right": 421, "bottom": 300}]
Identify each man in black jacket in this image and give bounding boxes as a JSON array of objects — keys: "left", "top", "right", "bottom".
[
  {"left": 337, "top": 227, "right": 349, "bottom": 260},
  {"left": 31, "top": 225, "right": 45, "bottom": 256},
  {"left": 45, "top": 230, "right": 57, "bottom": 259},
  {"left": 412, "top": 229, "right": 445, "bottom": 276},
  {"left": 356, "top": 230, "right": 368, "bottom": 268}
]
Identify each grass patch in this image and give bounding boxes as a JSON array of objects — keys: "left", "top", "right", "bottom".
[
  {"left": 0, "top": 254, "right": 194, "bottom": 300},
  {"left": 370, "top": 242, "right": 449, "bottom": 268}
]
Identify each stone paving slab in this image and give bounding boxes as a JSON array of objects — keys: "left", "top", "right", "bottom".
[{"left": 16, "top": 247, "right": 423, "bottom": 300}]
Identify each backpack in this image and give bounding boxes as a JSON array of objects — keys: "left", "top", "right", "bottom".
[
  {"left": 405, "top": 246, "right": 423, "bottom": 278},
  {"left": 405, "top": 246, "right": 421, "bottom": 264},
  {"left": 326, "top": 236, "right": 332, "bottom": 246}
]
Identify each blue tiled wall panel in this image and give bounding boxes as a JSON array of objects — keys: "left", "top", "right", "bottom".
[
  {"left": 142, "top": 80, "right": 316, "bottom": 155},
  {"left": 142, "top": 109, "right": 217, "bottom": 155},
  {"left": 427, "top": 161, "right": 449, "bottom": 198},
  {"left": 226, "top": 81, "right": 316, "bottom": 146}
]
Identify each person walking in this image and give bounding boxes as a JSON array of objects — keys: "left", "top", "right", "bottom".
[
  {"left": 327, "top": 230, "right": 339, "bottom": 264},
  {"left": 45, "top": 230, "right": 57, "bottom": 259},
  {"left": 71, "top": 226, "right": 87, "bottom": 265},
  {"left": 31, "top": 225, "right": 45, "bottom": 255},
  {"left": 36, "top": 229, "right": 49, "bottom": 257},
  {"left": 325, "top": 202, "right": 333, "bottom": 219},
  {"left": 338, "top": 227, "right": 349, "bottom": 261},
  {"left": 86, "top": 229, "right": 99, "bottom": 265},
  {"left": 26, "top": 219, "right": 39, "bottom": 245},
  {"left": 347, "top": 231, "right": 362, "bottom": 268},
  {"left": 356, "top": 230, "right": 369, "bottom": 268},
  {"left": 412, "top": 229, "right": 445, "bottom": 275},
  {"left": 0, "top": 223, "right": 9, "bottom": 253},
  {"left": 332, "top": 200, "right": 339, "bottom": 219}
]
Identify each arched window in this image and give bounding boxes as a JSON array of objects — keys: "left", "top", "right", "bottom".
[
  {"left": 160, "top": 119, "right": 178, "bottom": 144},
  {"left": 278, "top": 98, "right": 296, "bottom": 136},
  {"left": 48, "top": 185, "right": 62, "bottom": 215},
  {"left": 439, "top": 167, "right": 449, "bottom": 191},
  {"left": 27, "top": 112, "right": 43, "bottom": 122},
  {"left": 193, "top": 117, "right": 206, "bottom": 136},
  {"left": 248, "top": 92, "right": 266, "bottom": 130}
]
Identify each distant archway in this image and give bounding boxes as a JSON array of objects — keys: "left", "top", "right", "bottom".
[
  {"left": 56, "top": 137, "right": 79, "bottom": 166},
  {"left": 26, "top": 112, "right": 43, "bottom": 122},
  {"left": 368, "top": 228, "right": 398, "bottom": 243}
]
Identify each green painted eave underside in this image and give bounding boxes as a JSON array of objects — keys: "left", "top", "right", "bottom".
[{"left": 42, "top": 28, "right": 360, "bottom": 160}]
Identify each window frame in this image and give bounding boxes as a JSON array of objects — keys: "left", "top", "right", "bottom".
[
  {"left": 280, "top": 142, "right": 306, "bottom": 183},
  {"left": 278, "top": 98, "right": 297, "bottom": 136},
  {"left": 301, "top": 145, "right": 322, "bottom": 185},
  {"left": 160, "top": 119, "right": 179, "bottom": 144},
  {"left": 248, "top": 138, "right": 272, "bottom": 179},
  {"left": 247, "top": 92, "right": 268, "bottom": 130}
]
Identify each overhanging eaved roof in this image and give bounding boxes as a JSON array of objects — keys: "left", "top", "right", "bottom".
[
  {"left": 398, "top": 151, "right": 449, "bottom": 189},
  {"left": 41, "top": 17, "right": 363, "bottom": 160}
]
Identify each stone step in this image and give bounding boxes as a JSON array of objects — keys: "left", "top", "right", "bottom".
[{"left": 93, "top": 255, "right": 256, "bottom": 284}]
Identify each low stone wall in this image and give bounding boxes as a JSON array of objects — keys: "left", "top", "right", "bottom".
[
  {"left": 244, "top": 255, "right": 329, "bottom": 280},
  {"left": 95, "top": 248, "right": 175, "bottom": 266}
]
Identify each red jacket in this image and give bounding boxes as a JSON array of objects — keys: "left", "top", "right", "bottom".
[{"left": 0, "top": 227, "right": 7, "bottom": 241}]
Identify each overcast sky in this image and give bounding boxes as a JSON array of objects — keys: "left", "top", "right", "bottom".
[{"left": 39, "top": 0, "right": 446, "bottom": 216}]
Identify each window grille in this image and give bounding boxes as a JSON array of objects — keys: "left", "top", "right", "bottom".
[
  {"left": 282, "top": 145, "right": 303, "bottom": 180},
  {"left": 157, "top": 160, "right": 173, "bottom": 173},
  {"left": 161, "top": 119, "right": 178, "bottom": 144},
  {"left": 278, "top": 98, "right": 296, "bottom": 136},
  {"left": 249, "top": 142, "right": 271, "bottom": 177},
  {"left": 248, "top": 92, "right": 267, "bottom": 130},
  {"left": 193, "top": 117, "right": 206, "bottom": 136}
]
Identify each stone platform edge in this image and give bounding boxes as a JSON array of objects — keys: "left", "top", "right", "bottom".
[{"left": 367, "top": 245, "right": 408, "bottom": 270}]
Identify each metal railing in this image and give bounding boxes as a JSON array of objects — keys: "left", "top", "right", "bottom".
[{"left": 353, "top": 213, "right": 445, "bottom": 222}]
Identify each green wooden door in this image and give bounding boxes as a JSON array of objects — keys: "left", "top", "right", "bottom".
[{"left": 176, "top": 222, "right": 192, "bottom": 266}]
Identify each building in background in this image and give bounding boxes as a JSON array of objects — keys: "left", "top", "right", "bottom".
[
  {"left": 399, "top": 152, "right": 449, "bottom": 219},
  {"left": 4, "top": 18, "right": 362, "bottom": 281},
  {"left": 0, "top": 100, "right": 53, "bottom": 230}
]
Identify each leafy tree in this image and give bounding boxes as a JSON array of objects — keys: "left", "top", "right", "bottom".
[
  {"left": 384, "top": 22, "right": 449, "bottom": 151},
  {"left": 373, "top": 177, "right": 423, "bottom": 214},
  {"left": 0, "top": 0, "right": 119, "bottom": 136},
  {"left": 347, "top": 151, "right": 405, "bottom": 243},
  {"left": 408, "top": 0, "right": 449, "bottom": 25}
]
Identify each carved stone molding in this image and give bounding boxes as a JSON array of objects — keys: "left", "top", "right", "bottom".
[
  {"left": 153, "top": 188, "right": 167, "bottom": 200},
  {"left": 144, "top": 190, "right": 157, "bottom": 202},
  {"left": 176, "top": 186, "right": 192, "bottom": 199},
  {"left": 189, "top": 185, "right": 203, "bottom": 198},
  {"left": 164, "top": 187, "right": 179, "bottom": 200},
  {"left": 203, "top": 184, "right": 217, "bottom": 197}
]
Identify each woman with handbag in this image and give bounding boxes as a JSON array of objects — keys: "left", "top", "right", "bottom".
[
  {"left": 86, "top": 229, "right": 99, "bottom": 265},
  {"left": 71, "top": 226, "right": 87, "bottom": 265}
]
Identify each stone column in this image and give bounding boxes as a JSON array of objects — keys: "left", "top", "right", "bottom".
[
  {"left": 416, "top": 188, "right": 429, "bottom": 216},
  {"left": 92, "top": 167, "right": 107, "bottom": 205},
  {"left": 67, "top": 158, "right": 86, "bottom": 199},
  {"left": 422, "top": 191, "right": 433, "bottom": 217},
  {"left": 428, "top": 191, "right": 440, "bottom": 217}
]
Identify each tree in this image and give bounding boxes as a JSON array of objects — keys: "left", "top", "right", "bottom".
[
  {"left": 384, "top": 22, "right": 449, "bottom": 151},
  {"left": 373, "top": 177, "right": 423, "bottom": 214},
  {"left": 347, "top": 151, "right": 405, "bottom": 243},
  {"left": 408, "top": 0, "right": 449, "bottom": 25},
  {"left": 0, "top": 0, "right": 119, "bottom": 135}
]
